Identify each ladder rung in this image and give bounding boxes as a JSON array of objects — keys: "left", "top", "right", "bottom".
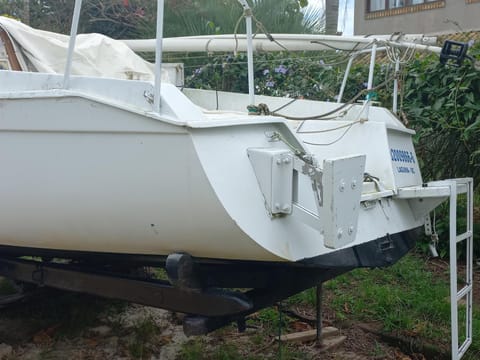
[
  {"left": 457, "top": 284, "right": 473, "bottom": 302},
  {"left": 456, "top": 231, "right": 473, "bottom": 243}
]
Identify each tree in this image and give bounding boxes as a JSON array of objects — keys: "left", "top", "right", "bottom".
[
  {"left": 325, "top": 0, "right": 339, "bottom": 35},
  {"left": 0, "top": 1, "right": 324, "bottom": 38}
]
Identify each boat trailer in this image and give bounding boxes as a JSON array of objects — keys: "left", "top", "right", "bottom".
[{"left": 0, "top": 253, "right": 348, "bottom": 335}]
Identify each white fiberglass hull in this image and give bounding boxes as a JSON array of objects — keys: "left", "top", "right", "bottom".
[
  {"left": 0, "top": 96, "right": 280, "bottom": 261},
  {"left": 0, "top": 72, "right": 429, "bottom": 264}
]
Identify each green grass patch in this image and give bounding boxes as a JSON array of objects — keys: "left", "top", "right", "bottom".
[
  {"left": 291, "top": 253, "right": 480, "bottom": 357},
  {"left": 128, "top": 316, "right": 161, "bottom": 359}
]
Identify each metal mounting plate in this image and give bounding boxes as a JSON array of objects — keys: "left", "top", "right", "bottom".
[
  {"left": 247, "top": 147, "right": 293, "bottom": 215},
  {"left": 321, "top": 155, "right": 366, "bottom": 249}
]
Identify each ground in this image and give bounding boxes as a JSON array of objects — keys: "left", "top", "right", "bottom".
[{"left": 0, "top": 252, "right": 478, "bottom": 359}]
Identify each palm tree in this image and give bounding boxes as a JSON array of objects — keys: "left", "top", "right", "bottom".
[
  {"left": 0, "top": 1, "right": 325, "bottom": 38},
  {"left": 325, "top": 0, "right": 339, "bottom": 34},
  {"left": 135, "top": 0, "right": 325, "bottom": 38}
]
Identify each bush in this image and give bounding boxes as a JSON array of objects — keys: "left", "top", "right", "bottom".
[{"left": 403, "top": 44, "right": 480, "bottom": 191}]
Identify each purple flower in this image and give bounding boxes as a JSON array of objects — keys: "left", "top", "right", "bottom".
[
  {"left": 274, "top": 65, "right": 288, "bottom": 74},
  {"left": 362, "top": 82, "right": 369, "bottom": 88},
  {"left": 468, "top": 39, "right": 475, "bottom": 47},
  {"left": 263, "top": 69, "right": 270, "bottom": 75},
  {"left": 194, "top": 68, "right": 202, "bottom": 75},
  {"left": 319, "top": 60, "right": 325, "bottom": 65},
  {"left": 266, "top": 80, "right": 275, "bottom": 88}
]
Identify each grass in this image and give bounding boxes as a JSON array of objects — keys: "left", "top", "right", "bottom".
[
  {"left": 128, "top": 317, "right": 160, "bottom": 359},
  {"left": 288, "top": 252, "right": 480, "bottom": 359},
  {"left": 176, "top": 251, "right": 480, "bottom": 359},
  {"left": 180, "top": 336, "right": 308, "bottom": 360}
]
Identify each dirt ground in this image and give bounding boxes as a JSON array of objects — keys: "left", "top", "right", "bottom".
[{"left": 0, "top": 289, "right": 429, "bottom": 360}]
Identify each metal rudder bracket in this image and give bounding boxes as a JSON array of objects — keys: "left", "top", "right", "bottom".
[{"left": 247, "top": 147, "right": 365, "bottom": 249}]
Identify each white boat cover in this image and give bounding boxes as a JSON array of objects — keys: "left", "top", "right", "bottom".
[{"left": 0, "top": 16, "right": 160, "bottom": 81}]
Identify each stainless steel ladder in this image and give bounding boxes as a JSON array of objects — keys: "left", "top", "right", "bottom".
[{"left": 447, "top": 178, "right": 474, "bottom": 360}]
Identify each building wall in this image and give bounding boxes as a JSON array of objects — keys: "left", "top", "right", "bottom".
[{"left": 354, "top": 0, "right": 480, "bottom": 35}]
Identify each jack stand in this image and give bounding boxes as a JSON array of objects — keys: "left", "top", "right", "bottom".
[
  {"left": 316, "top": 283, "right": 323, "bottom": 344},
  {"left": 237, "top": 318, "right": 246, "bottom": 333}
]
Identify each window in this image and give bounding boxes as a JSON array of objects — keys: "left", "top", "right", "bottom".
[
  {"left": 368, "top": 0, "right": 441, "bottom": 12},
  {"left": 389, "top": 0, "right": 405, "bottom": 9},
  {"left": 370, "top": 0, "right": 385, "bottom": 11}
]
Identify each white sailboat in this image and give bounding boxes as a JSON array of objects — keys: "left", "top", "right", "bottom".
[{"left": 0, "top": 1, "right": 473, "bottom": 355}]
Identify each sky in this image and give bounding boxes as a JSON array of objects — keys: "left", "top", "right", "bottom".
[{"left": 309, "top": 0, "right": 355, "bottom": 35}]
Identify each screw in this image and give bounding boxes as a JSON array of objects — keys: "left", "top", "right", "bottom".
[
  {"left": 339, "top": 180, "right": 345, "bottom": 192},
  {"left": 276, "top": 159, "right": 282, "bottom": 165},
  {"left": 282, "top": 204, "right": 291, "bottom": 212},
  {"left": 351, "top": 180, "right": 357, "bottom": 189},
  {"left": 337, "top": 228, "right": 343, "bottom": 239},
  {"left": 348, "top": 226, "right": 354, "bottom": 235},
  {"left": 283, "top": 157, "right": 291, "bottom": 164}
]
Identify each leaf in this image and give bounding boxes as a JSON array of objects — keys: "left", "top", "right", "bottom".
[
  {"left": 432, "top": 98, "right": 445, "bottom": 111},
  {"left": 463, "top": 114, "right": 480, "bottom": 140}
]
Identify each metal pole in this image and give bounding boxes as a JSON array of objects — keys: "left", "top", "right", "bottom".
[
  {"left": 392, "top": 57, "right": 400, "bottom": 114},
  {"left": 337, "top": 56, "right": 355, "bottom": 103},
  {"left": 245, "top": 13, "right": 255, "bottom": 105},
  {"left": 237, "top": 0, "right": 255, "bottom": 105},
  {"left": 316, "top": 283, "right": 323, "bottom": 344},
  {"left": 364, "top": 43, "right": 377, "bottom": 119},
  {"left": 63, "top": 0, "right": 83, "bottom": 89},
  {"left": 154, "top": 0, "right": 165, "bottom": 113}
]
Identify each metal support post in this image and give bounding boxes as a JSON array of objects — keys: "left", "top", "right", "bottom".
[
  {"left": 392, "top": 58, "right": 400, "bottom": 114},
  {"left": 63, "top": 0, "right": 83, "bottom": 89},
  {"left": 237, "top": 0, "right": 255, "bottom": 105},
  {"left": 337, "top": 56, "right": 355, "bottom": 103},
  {"left": 364, "top": 43, "right": 377, "bottom": 120},
  {"left": 316, "top": 283, "right": 323, "bottom": 344},
  {"left": 154, "top": 0, "right": 165, "bottom": 113}
]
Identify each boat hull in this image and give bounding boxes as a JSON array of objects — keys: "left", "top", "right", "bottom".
[{"left": 0, "top": 95, "right": 278, "bottom": 261}]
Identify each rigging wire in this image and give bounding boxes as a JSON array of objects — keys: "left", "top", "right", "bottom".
[
  {"left": 271, "top": 75, "right": 395, "bottom": 121},
  {"left": 302, "top": 122, "right": 355, "bottom": 146},
  {"left": 182, "top": 54, "right": 352, "bottom": 69},
  {"left": 297, "top": 119, "right": 363, "bottom": 134},
  {"left": 299, "top": 100, "right": 370, "bottom": 146}
]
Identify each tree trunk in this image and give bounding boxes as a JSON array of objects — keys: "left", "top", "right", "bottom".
[
  {"left": 325, "top": 0, "right": 339, "bottom": 35},
  {"left": 23, "top": 0, "right": 30, "bottom": 25}
]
